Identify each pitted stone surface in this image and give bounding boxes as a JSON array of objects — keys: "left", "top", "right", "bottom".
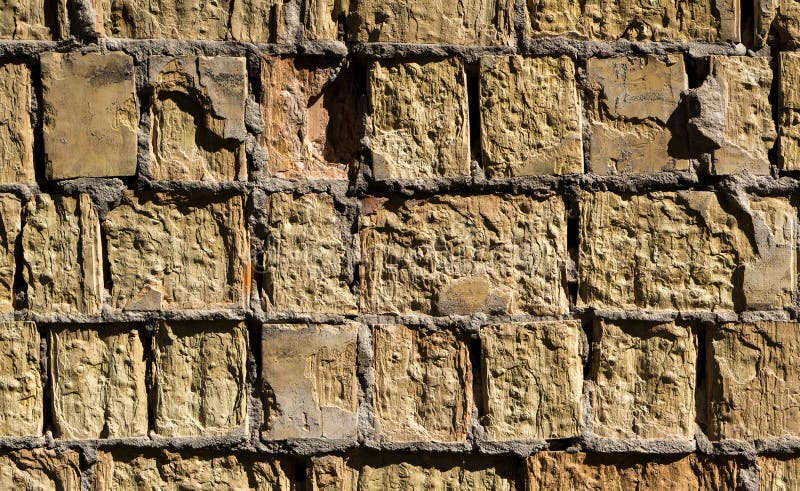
[
  {"left": 0, "top": 322, "right": 41, "bottom": 437},
  {"left": 0, "top": 0, "right": 63, "bottom": 39},
  {"left": 0, "top": 63, "right": 34, "bottom": 183},
  {"left": 780, "top": 52, "right": 800, "bottom": 170},
  {"left": 0, "top": 449, "right": 81, "bottom": 490},
  {"left": 0, "top": 195, "right": 20, "bottom": 313},
  {"left": 758, "top": 457, "right": 800, "bottom": 490}
]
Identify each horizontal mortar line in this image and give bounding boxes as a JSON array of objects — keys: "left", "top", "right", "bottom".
[
  {"left": 17, "top": 308, "right": 251, "bottom": 324},
  {"left": 582, "top": 308, "right": 796, "bottom": 324},
  {"left": 579, "top": 435, "right": 697, "bottom": 454}
]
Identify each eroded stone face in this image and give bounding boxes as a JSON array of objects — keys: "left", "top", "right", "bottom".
[
  {"left": 0, "top": 195, "right": 21, "bottom": 313},
  {"left": 361, "top": 195, "right": 568, "bottom": 316},
  {"left": 309, "top": 455, "right": 357, "bottom": 491},
  {"left": 765, "top": 0, "right": 800, "bottom": 47},
  {"left": 0, "top": 63, "right": 34, "bottom": 183},
  {"left": 41, "top": 52, "right": 138, "bottom": 180},
  {"left": 0, "top": 0, "right": 64, "bottom": 39},
  {"left": 0, "top": 449, "right": 81, "bottom": 490},
  {"left": 480, "top": 56, "right": 582, "bottom": 177},
  {"left": 758, "top": 457, "right": 800, "bottom": 490},
  {"left": 780, "top": 52, "right": 800, "bottom": 170},
  {"left": 0, "top": 322, "right": 41, "bottom": 437},
  {"left": 481, "top": 321, "right": 583, "bottom": 440},
  {"left": 351, "top": 456, "right": 516, "bottom": 491}
]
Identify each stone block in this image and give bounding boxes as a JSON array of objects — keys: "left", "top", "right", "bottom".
[
  {"left": 0, "top": 321, "right": 41, "bottom": 437},
  {"left": 0, "top": 449, "right": 81, "bottom": 490},
  {"left": 0, "top": 195, "right": 21, "bottom": 312},
  {"left": 0, "top": 0, "right": 65, "bottom": 39},
  {"left": 0, "top": 63, "right": 34, "bottom": 183},
  {"left": 780, "top": 52, "right": 800, "bottom": 170},
  {"left": 758, "top": 456, "right": 800, "bottom": 490}
]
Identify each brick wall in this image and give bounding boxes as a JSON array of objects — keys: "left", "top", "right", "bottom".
[{"left": 0, "top": 0, "right": 798, "bottom": 489}]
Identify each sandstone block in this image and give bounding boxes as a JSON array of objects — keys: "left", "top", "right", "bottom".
[
  {"left": 260, "top": 57, "right": 361, "bottom": 179},
  {"left": 41, "top": 52, "right": 138, "bottom": 180},
  {"left": 0, "top": 322, "right": 41, "bottom": 437},
  {"left": 586, "top": 55, "right": 689, "bottom": 174},
  {"left": 481, "top": 321, "right": 583, "bottom": 440},
  {"left": 480, "top": 56, "right": 582, "bottom": 177},
  {"left": 0, "top": 0, "right": 64, "bottom": 39},
  {"left": 764, "top": 0, "right": 800, "bottom": 47},
  {"left": 50, "top": 324, "right": 147, "bottom": 439},
  {"left": 0, "top": 195, "right": 21, "bottom": 312},
  {"left": 758, "top": 456, "right": 800, "bottom": 490},
  {"left": 149, "top": 56, "right": 247, "bottom": 181},
  {"left": 361, "top": 195, "right": 567, "bottom": 316},
  {"left": 368, "top": 59, "right": 469, "bottom": 179},
  {"left": 590, "top": 319, "right": 696, "bottom": 439},
  {"left": 308, "top": 455, "right": 357, "bottom": 491},
  {"left": 261, "top": 323, "right": 358, "bottom": 440},
  {"left": 0, "top": 63, "right": 34, "bottom": 183},
  {"left": 105, "top": 192, "right": 249, "bottom": 311},
  {"left": 263, "top": 193, "right": 355, "bottom": 314},
  {"left": 0, "top": 449, "right": 81, "bottom": 490},
  {"left": 578, "top": 192, "right": 796, "bottom": 311},
  {"left": 153, "top": 321, "right": 248, "bottom": 437},
  {"left": 22, "top": 194, "right": 103, "bottom": 314},
  {"left": 780, "top": 52, "right": 800, "bottom": 170}
]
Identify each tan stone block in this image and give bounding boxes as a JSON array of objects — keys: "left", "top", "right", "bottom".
[
  {"left": 153, "top": 321, "right": 248, "bottom": 437},
  {"left": 41, "top": 52, "right": 138, "bottom": 180},
  {"left": 526, "top": 453, "right": 738, "bottom": 490},
  {"left": 263, "top": 193, "right": 355, "bottom": 314},
  {"left": 360, "top": 194, "right": 567, "bottom": 316},
  {"left": 481, "top": 321, "right": 583, "bottom": 440},
  {"left": 373, "top": 324, "right": 471, "bottom": 442},
  {"left": 0, "top": 449, "right": 81, "bottom": 490},
  {"left": 590, "top": 319, "right": 696, "bottom": 439},
  {"left": 586, "top": 55, "right": 689, "bottom": 174},
  {"left": 0, "top": 322, "right": 41, "bottom": 437},
  {"left": 50, "top": 324, "right": 147, "bottom": 439},
  {"left": 578, "top": 192, "right": 796, "bottom": 311},
  {"left": 0, "top": 195, "right": 20, "bottom": 313},
  {"left": 260, "top": 57, "right": 361, "bottom": 179},
  {"left": 758, "top": 456, "right": 800, "bottom": 490},
  {"left": 23, "top": 194, "right": 103, "bottom": 315},
  {"left": 149, "top": 56, "right": 247, "bottom": 181},
  {"left": 308, "top": 455, "right": 357, "bottom": 491},
  {"left": 766, "top": 0, "right": 800, "bottom": 47},
  {"left": 105, "top": 192, "right": 249, "bottom": 311},
  {"left": 304, "top": 0, "right": 343, "bottom": 40},
  {"left": 780, "top": 52, "right": 800, "bottom": 170},
  {"left": 367, "top": 59, "right": 470, "bottom": 179},
  {"left": 480, "top": 56, "right": 582, "bottom": 177},
  {"left": 0, "top": 63, "right": 34, "bottom": 183},
  {"left": 0, "top": 0, "right": 65, "bottom": 39},
  {"left": 261, "top": 323, "right": 358, "bottom": 439}
]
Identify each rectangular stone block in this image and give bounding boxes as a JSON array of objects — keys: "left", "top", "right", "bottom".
[
  {"left": 780, "top": 52, "right": 800, "bottom": 170},
  {"left": 361, "top": 194, "right": 568, "bottom": 316},
  {"left": 0, "top": 321, "right": 41, "bottom": 437},
  {"left": 0, "top": 449, "right": 81, "bottom": 490},
  {"left": 308, "top": 455, "right": 356, "bottom": 490},
  {"left": 758, "top": 456, "right": 800, "bottom": 490},
  {"left": 0, "top": 195, "right": 20, "bottom": 313},
  {"left": 22, "top": 194, "right": 103, "bottom": 314},
  {"left": 260, "top": 57, "right": 361, "bottom": 179},
  {"left": 586, "top": 55, "right": 689, "bottom": 174},
  {"left": 153, "top": 321, "right": 248, "bottom": 437},
  {"left": 50, "top": 324, "right": 147, "bottom": 439},
  {"left": 0, "top": 63, "right": 34, "bottom": 183},
  {"left": 373, "top": 324, "right": 471, "bottom": 442},
  {"left": 481, "top": 321, "right": 583, "bottom": 440},
  {"left": 367, "top": 59, "right": 469, "bottom": 179},
  {"left": 590, "top": 319, "right": 696, "bottom": 439},
  {"left": 0, "top": 0, "right": 64, "bottom": 39},
  {"left": 578, "top": 192, "right": 796, "bottom": 312},
  {"left": 105, "top": 191, "right": 249, "bottom": 311},
  {"left": 149, "top": 56, "right": 247, "bottom": 181},
  {"left": 41, "top": 52, "right": 138, "bottom": 180},
  {"left": 480, "top": 56, "right": 582, "bottom": 177},
  {"left": 762, "top": 0, "right": 800, "bottom": 47},
  {"left": 263, "top": 193, "right": 355, "bottom": 314},
  {"left": 261, "top": 323, "right": 358, "bottom": 440}
]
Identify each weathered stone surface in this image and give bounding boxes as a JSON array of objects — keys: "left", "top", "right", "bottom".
[
  {"left": 586, "top": 55, "right": 689, "bottom": 174},
  {"left": 149, "top": 56, "right": 247, "bottom": 181},
  {"left": 0, "top": 322, "right": 41, "bottom": 437},
  {"left": 361, "top": 195, "right": 568, "bottom": 316},
  {"left": 0, "top": 0, "right": 64, "bottom": 39},
  {"left": 261, "top": 323, "right": 358, "bottom": 440},
  {"left": 23, "top": 194, "right": 103, "bottom": 315},
  {"left": 579, "top": 192, "right": 796, "bottom": 311},
  {"left": 92, "top": 451, "right": 293, "bottom": 490},
  {"left": 153, "top": 321, "right": 248, "bottom": 437},
  {"left": 526, "top": 453, "right": 738, "bottom": 490},
  {"left": 590, "top": 319, "right": 696, "bottom": 439},
  {"left": 780, "top": 52, "right": 800, "bottom": 170},
  {"left": 481, "top": 321, "right": 583, "bottom": 440},
  {"left": 309, "top": 455, "right": 357, "bottom": 491},
  {"left": 50, "top": 325, "right": 147, "bottom": 439},
  {"left": 263, "top": 193, "right": 355, "bottom": 314},
  {"left": 765, "top": 0, "right": 800, "bottom": 47},
  {"left": 707, "top": 321, "right": 800, "bottom": 440},
  {"left": 0, "top": 195, "right": 21, "bottom": 313},
  {"left": 260, "top": 57, "right": 361, "bottom": 179},
  {"left": 0, "top": 449, "right": 81, "bottom": 490},
  {"left": 480, "top": 56, "right": 582, "bottom": 177},
  {"left": 105, "top": 192, "right": 249, "bottom": 311},
  {"left": 41, "top": 52, "right": 138, "bottom": 180},
  {"left": 0, "top": 63, "right": 34, "bottom": 183},
  {"left": 758, "top": 456, "right": 800, "bottom": 490},
  {"left": 373, "top": 324, "right": 471, "bottom": 442},
  {"left": 368, "top": 59, "right": 470, "bottom": 179}
]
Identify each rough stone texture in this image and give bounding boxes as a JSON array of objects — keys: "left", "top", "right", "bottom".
[
  {"left": 41, "top": 52, "right": 138, "bottom": 180},
  {"left": 308, "top": 455, "right": 356, "bottom": 491},
  {"left": 367, "top": 59, "right": 470, "bottom": 180},
  {"left": 153, "top": 321, "right": 248, "bottom": 437},
  {"left": 0, "top": 63, "right": 34, "bottom": 184},
  {"left": 22, "top": 194, "right": 103, "bottom": 315},
  {"left": 758, "top": 457, "right": 800, "bottom": 490},
  {"left": 0, "top": 449, "right": 81, "bottom": 490},
  {"left": 260, "top": 57, "right": 361, "bottom": 180},
  {"left": 0, "top": 0, "right": 64, "bottom": 39},
  {"left": 373, "top": 324, "right": 471, "bottom": 443},
  {"left": 707, "top": 321, "right": 800, "bottom": 440},
  {"left": 480, "top": 55, "right": 582, "bottom": 177},
  {"left": 0, "top": 195, "right": 20, "bottom": 313},
  {"left": 765, "top": 0, "right": 800, "bottom": 47},
  {"left": 105, "top": 192, "right": 249, "bottom": 311},
  {"left": 480, "top": 321, "right": 583, "bottom": 441},
  {"left": 526, "top": 453, "right": 739, "bottom": 490},
  {"left": 586, "top": 55, "right": 689, "bottom": 174},
  {"left": 590, "top": 319, "right": 696, "bottom": 439},
  {"left": 50, "top": 325, "right": 147, "bottom": 439},
  {"left": 149, "top": 56, "right": 247, "bottom": 181},
  {"left": 780, "top": 52, "right": 800, "bottom": 170},
  {"left": 360, "top": 194, "right": 568, "bottom": 316},
  {"left": 261, "top": 323, "right": 358, "bottom": 440},
  {"left": 578, "top": 192, "right": 797, "bottom": 312},
  {"left": 263, "top": 193, "right": 355, "bottom": 314},
  {"left": 0, "top": 322, "right": 41, "bottom": 437}
]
